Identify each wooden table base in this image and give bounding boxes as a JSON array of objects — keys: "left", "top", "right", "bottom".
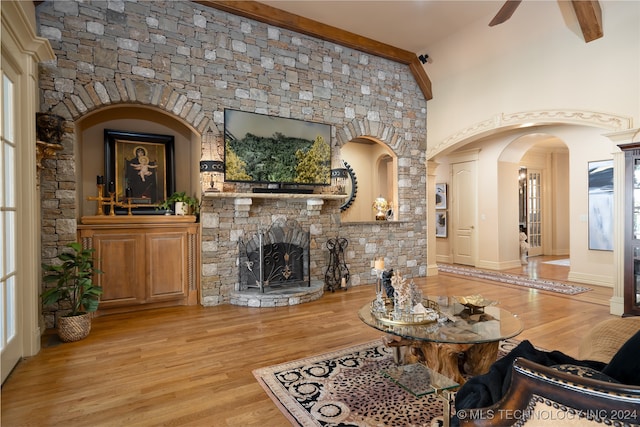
[{"left": 382, "top": 335, "right": 500, "bottom": 385}]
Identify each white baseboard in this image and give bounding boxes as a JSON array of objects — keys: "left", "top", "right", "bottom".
[
  {"left": 436, "top": 254, "right": 452, "bottom": 264},
  {"left": 567, "top": 271, "right": 613, "bottom": 288}
]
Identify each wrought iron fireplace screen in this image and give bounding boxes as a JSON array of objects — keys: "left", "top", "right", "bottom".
[{"left": 238, "top": 218, "right": 310, "bottom": 292}]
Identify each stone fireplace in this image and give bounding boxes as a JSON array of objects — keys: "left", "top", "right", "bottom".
[
  {"left": 202, "top": 192, "right": 343, "bottom": 307},
  {"left": 238, "top": 218, "right": 310, "bottom": 292}
]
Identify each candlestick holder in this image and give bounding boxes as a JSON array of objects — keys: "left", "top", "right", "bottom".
[
  {"left": 107, "top": 191, "right": 117, "bottom": 216},
  {"left": 87, "top": 183, "right": 169, "bottom": 217},
  {"left": 372, "top": 267, "right": 386, "bottom": 313},
  {"left": 86, "top": 184, "right": 111, "bottom": 215},
  {"left": 119, "top": 197, "right": 135, "bottom": 215}
]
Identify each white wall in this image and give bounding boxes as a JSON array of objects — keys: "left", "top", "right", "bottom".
[
  {"left": 425, "top": 1, "right": 639, "bottom": 288},
  {"left": 425, "top": 1, "right": 640, "bottom": 146}
]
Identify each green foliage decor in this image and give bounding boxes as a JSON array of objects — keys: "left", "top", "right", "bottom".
[
  {"left": 157, "top": 191, "right": 200, "bottom": 216},
  {"left": 41, "top": 242, "right": 103, "bottom": 316}
]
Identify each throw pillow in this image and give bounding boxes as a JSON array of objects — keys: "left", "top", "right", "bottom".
[{"left": 601, "top": 329, "right": 640, "bottom": 385}]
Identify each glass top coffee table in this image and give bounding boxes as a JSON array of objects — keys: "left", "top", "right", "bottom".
[{"left": 358, "top": 295, "right": 523, "bottom": 385}]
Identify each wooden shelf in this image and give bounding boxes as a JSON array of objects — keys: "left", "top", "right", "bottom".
[{"left": 80, "top": 215, "right": 196, "bottom": 225}]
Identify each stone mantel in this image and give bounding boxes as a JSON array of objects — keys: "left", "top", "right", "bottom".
[
  {"left": 202, "top": 192, "right": 345, "bottom": 214},
  {"left": 202, "top": 192, "right": 345, "bottom": 201}
]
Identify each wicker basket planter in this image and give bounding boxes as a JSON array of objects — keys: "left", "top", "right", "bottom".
[{"left": 57, "top": 312, "right": 92, "bottom": 342}]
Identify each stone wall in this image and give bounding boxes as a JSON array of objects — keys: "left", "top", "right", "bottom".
[{"left": 35, "top": 0, "right": 427, "bottom": 311}]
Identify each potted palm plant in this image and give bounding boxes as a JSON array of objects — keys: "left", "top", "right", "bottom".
[{"left": 41, "top": 242, "right": 103, "bottom": 342}]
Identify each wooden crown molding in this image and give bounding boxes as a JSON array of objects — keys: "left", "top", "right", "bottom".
[
  {"left": 571, "top": 0, "right": 603, "bottom": 43},
  {"left": 194, "top": 0, "right": 433, "bottom": 100}
]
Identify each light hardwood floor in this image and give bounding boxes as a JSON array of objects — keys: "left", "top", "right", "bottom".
[{"left": 1, "top": 257, "right": 615, "bottom": 426}]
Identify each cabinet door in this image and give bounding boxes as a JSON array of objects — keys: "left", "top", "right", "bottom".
[
  {"left": 92, "top": 232, "right": 146, "bottom": 308},
  {"left": 628, "top": 158, "right": 640, "bottom": 315},
  {"left": 146, "top": 231, "right": 189, "bottom": 302}
]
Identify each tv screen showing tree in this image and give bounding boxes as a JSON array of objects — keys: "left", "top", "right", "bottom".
[{"left": 224, "top": 109, "right": 331, "bottom": 186}]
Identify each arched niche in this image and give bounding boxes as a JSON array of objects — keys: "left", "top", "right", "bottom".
[
  {"left": 76, "top": 105, "right": 201, "bottom": 218},
  {"left": 340, "top": 136, "right": 398, "bottom": 222}
]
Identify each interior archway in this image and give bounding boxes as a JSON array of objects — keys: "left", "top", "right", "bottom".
[{"left": 340, "top": 136, "right": 398, "bottom": 222}]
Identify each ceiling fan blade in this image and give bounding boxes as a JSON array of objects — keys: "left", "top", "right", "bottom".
[{"left": 489, "top": 0, "right": 523, "bottom": 27}]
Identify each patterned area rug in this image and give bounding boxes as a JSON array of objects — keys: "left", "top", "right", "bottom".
[
  {"left": 437, "top": 264, "right": 591, "bottom": 295},
  {"left": 253, "top": 339, "right": 520, "bottom": 427}
]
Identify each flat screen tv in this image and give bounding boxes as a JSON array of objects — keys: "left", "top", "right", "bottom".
[{"left": 223, "top": 109, "right": 331, "bottom": 188}]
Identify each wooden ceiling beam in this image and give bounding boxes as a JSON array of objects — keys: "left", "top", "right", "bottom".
[
  {"left": 194, "top": 0, "right": 433, "bottom": 100},
  {"left": 571, "top": 0, "right": 603, "bottom": 43}
]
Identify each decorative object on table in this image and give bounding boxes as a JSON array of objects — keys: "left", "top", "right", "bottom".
[
  {"left": 40, "top": 242, "right": 103, "bottom": 342},
  {"left": 370, "top": 271, "right": 440, "bottom": 326},
  {"left": 391, "top": 271, "right": 410, "bottom": 318},
  {"left": 382, "top": 268, "right": 395, "bottom": 298},
  {"left": 372, "top": 195, "right": 390, "bottom": 221},
  {"left": 454, "top": 294, "right": 498, "bottom": 314},
  {"left": 409, "top": 280, "right": 424, "bottom": 308},
  {"left": 372, "top": 257, "right": 386, "bottom": 312},
  {"left": 324, "top": 236, "right": 350, "bottom": 292},
  {"left": 253, "top": 338, "right": 520, "bottom": 427}
]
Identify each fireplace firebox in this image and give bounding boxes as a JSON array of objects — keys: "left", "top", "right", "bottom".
[{"left": 238, "top": 218, "right": 310, "bottom": 292}]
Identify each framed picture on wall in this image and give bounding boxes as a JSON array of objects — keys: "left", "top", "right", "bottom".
[
  {"left": 104, "top": 129, "right": 175, "bottom": 214},
  {"left": 436, "top": 183, "right": 447, "bottom": 209},
  {"left": 588, "top": 159, "right": 614, "bottom": 251},
  {"left": 436, "top": 211, "right": 447, "bottom": 238}
]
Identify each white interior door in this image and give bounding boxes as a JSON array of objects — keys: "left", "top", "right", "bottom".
[
  {"left": 452, "top": 161, "right": 477, "bottom": 266},
  {"left": 527, "top": 169, "right": 543, "bottom": 257},
  {"left": 1, "top": 68, "right": 21, "bottom": 384}
]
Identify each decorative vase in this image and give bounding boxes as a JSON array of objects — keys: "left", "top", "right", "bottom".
[
  {"left": 174, "top": 201, "right": 188, "bottom": 215},
  {"left": 57, "top": 312, "right": 92, "bottom": 342}
]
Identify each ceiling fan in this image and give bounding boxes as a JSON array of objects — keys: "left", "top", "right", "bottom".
[
  {"left": 488, "top": 0, "right": 522, "bottom": 27},
  {"left": 488, "top": 0, "right": 603, "bottom": 43}
]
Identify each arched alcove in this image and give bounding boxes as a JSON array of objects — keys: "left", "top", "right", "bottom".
[
  {"left": 76, "top": 105, "right": 202, "bottom": 218},
  {"left": 340, "top": 136, "right": 398, "bottom": 222}
]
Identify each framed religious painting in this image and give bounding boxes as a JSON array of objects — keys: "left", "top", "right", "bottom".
[{"left": 104, "top": 129, "right": 175, "bottom": 214}]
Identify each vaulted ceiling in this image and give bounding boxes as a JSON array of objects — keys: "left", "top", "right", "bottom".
[{"left": 197, "top": 1, "right": 603, "bottom": 101}]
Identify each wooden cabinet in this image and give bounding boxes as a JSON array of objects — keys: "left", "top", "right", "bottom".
[
  {"left": 78, "top": 216, "right": 199, "bottom": 315},
  {"left": 620, "top": 144, "right": 640, "bottom": 316}
]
